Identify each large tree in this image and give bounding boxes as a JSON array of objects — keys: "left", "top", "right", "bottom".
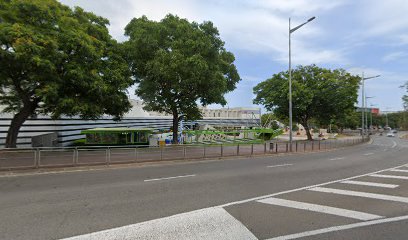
[
  {"left": 253, "top": 65, "right": 360, "bottom": 140},
  {"left": 124, "top": 14, "right": 240, "bottom": 143},
  {"left": 0, "top": 0, "right": 133, "bottom": 148}
]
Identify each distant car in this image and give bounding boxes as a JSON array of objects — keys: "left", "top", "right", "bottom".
[
  {"left": 392, "top": 130, "right": 398, "bottom": 133},
  {"left": 387, "top": 132, "right": 395, "bottom": 137}
]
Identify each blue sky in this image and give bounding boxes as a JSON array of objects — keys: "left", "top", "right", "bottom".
[{"left": 60, "top": 0, "right": 408, "bottom": 112}]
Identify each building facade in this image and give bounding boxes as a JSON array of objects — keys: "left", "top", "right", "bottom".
[{"left": 0, "top": 100, "right": 260, "bottom": 148}]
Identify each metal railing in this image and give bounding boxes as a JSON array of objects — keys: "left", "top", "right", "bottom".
[{"left": 0, "top": 136, "right": 369, "bottom": 170}]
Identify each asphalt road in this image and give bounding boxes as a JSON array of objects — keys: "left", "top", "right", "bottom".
[{"left": 0, "top": 134, "right": 407, "bottom": 240}]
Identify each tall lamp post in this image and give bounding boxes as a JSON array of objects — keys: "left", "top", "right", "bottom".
[
  {"left": 360, "top": 73, "right": 380, "bottom": 135},
  {"left": 365, "top": 96, "right": 374, "bottom": 132},
  {"left": 289, "top": 16, "right": 315, "bottom": 151}
]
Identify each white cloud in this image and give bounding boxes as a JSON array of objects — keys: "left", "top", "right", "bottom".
[{"left": 382, "top": 51, "right": 408, "bottom": 62}]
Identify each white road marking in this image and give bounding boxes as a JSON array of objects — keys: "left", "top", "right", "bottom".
[
  {"left": 309, "top": 187, "right": 408, "bottom": 203},
  {"left": 60, "top": 207, "right": 257, "bottom": 240},
  {"left": 390, "top": 169, "right": 408, "bottom": 173},
  {"left": 267, "top": 164, "right": 293, "bottom": 168},
  {"left": 329, "top": 157, "right": 345, "bottom": 161},
  {"left": 370, "top": 174, "right": 408, "bottom": 180},
  {"left": 391, "top": 140, "right": 397, "bottom": 148},
  {"left": 220, "top": 162, "right": 408, "bottom": 208},
  {"left": 144, "top": 174, "right": 196, "bottom": 182},
  {"left": 257, "top": 197, "right": 382, "bottom": 221},
  {"left": 266, "top": 214, "right": 408, "bottom": 240},
  {"left": 340, "top": 180, "right": 399, "bottom": 189},
  {"left": 363, "top": 153, "right": 374, "bottom": 156}
]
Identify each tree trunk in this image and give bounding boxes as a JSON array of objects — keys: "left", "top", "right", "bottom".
[
  {"left": 5, "top": 103, "right": 37, "bottom": 148},
  {"left": 172, "top": 111, "right": 179, "bottom": 144},
  {"left": 302, "top": 122, "right": 313, "bottom": 141}
]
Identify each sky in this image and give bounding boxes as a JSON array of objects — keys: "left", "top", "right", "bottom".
[{"left": 60, "top": 0, "right": 408, "bottom": 112}]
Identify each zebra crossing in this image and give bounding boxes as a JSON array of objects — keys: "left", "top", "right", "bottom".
[{"left": 62, "top": 164, "right": 408, "bottom": 240}]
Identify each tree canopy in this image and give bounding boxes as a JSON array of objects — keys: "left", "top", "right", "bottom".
[
  {"left": 0, "top": 0, "right": 133, "bottom": 147},
  {"left": 253, "top": 65, "right": 360, "bottom": 140},
  {"left": 123, "top": 14, "right": 240, "bottom": 143}
]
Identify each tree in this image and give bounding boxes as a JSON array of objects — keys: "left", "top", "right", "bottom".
[
  {"left": 402, "top": 82, "right": 408, "bottom": 110},
  {"left": 253, "top": 65, "right": 360, "bottom": 140},
  {"left": 123, "top": 14, "right": 240, "bottom": 143},
  {"left": 0, "top": 0, "right": 133, "bottom": 148},
  {"left": 261, "top": 113, "right": 280, "bottom": 130}
]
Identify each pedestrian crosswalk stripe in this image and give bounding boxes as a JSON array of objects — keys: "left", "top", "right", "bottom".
[
  {"left": 370, "top": 174, "right": 408, "bottom": 180},
  {"left": 340, "top": 180, "right": 399, "bottom": 189},
  {"left": 389, "top": 169, "right": 408, "bottom": 173},
  {"left": 309, "top": 187, "right": 408, "bottom": 203},
  {"left": 257, "top": 197, "right": 382, "bottom": 221}
]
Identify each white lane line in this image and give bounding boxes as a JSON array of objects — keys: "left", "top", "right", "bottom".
[
  {"left": 144, "top": 174, "right": 196, "bottom": 182},
  {"left": 309, "top": 187, "right": 408, "bottom": 203},
  {"left": 266, "top": 214, "right": 408, "bottom": 240},
  {"left": 363, "top": 153, "right": 374, "bottom": 156},
  {"left": 61, "top": 207, "right": 257, "bottom": 240},
  {"left": 390, "top": 169, "right": 408, "bottom": 173},
  {"left": 329, "top": 157, "right": 345, "bottom": 161},
  {"left": 391, "top": 140, "right": 397, "bottom": 148},
  {"left": 370, "top": 174, "right": 408, "bottom": 180},
  {"left": 257, "top": 197, "right": 382, "bottom": 221},
  {"left": 267, "top": 164, "right": 293, "bottom": 168},
  {"left": 340, "top": 180, "right": 399, "bottom": 189}
]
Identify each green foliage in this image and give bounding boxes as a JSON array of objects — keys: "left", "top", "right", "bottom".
[
  {"left": 261, "top": 113, "right": 280, "bottom": 130},
  {"left": 402, "top": 82, "right": 408, "bottom": 110},
  {"left": 253, "top": 65, "right": 360, "bottom": 140},
  {"left": 0, "top": 0, "right": 133, "bottom": 147},
  {"left": 123, "top": 14, "right": 240, "bottom": 143},
  {"left": 334, "top": 109, "right": 360, "bottom": 131},
  {"left": 372, "top": 111, "right": 408, "bottom": 130}
]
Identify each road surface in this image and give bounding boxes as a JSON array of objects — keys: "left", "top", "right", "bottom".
[{"left": 1, "top": 135, "right": 407, "bottom": 239}]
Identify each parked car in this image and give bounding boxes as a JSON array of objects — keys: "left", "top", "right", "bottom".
[
  {"left": 392, "top": 129, "right": 398, "bottom": 133},
  {"left": 387, "top": 132, "right": 395, "bottom": 137}
]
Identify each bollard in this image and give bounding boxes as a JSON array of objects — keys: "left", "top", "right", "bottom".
[
  {"left": 221, "top": 144, "right": 224, "bottom": 157},
  {"left": 183, "top": 146, "right": 186, "bottom": 159},
  {"left": 203, "top": 145, "right": 206, "bottom": 158},
  {"left": 312, "top": 141, "right": 314, "bottom": 151},
  {"left": 296, "top": 141, "right": 298, "bottom": 152},
  {"left": 275, "top": 143, "right": 278, "bottom": 153},
  {"left": 264, "top": 142, "right": 267, "bottom": 154},
  {"left": 134, "top": 147, "right": 138, "bottom": 162},
  {"left": 286, "top": 143, "right": 288, "bottom": 152},
  {"left": 251, "top": 144, "right": 254, "bottom": 155},
  {"left": 237, "top": 144, "right": 240, "bottom": 155},
  {"left": 304, "top": 142, "right": 306, "bottom": 152},
  {"left": 160, "top": 147, "right": 163, "bottom": 160},
  {"left": 319, "top": 141, "right": 321, "bottom": 150}
]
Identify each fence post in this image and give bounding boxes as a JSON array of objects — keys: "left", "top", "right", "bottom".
[
  {"left": 107, "top": 147, "right": 110, "bottom": 165},
  {"left": 160, "top": 146, "right": 163, "bottom": 160},
  {"left": 221, "top": 144, "right": 224, "bottom": 157},
  {"left": 319, "top": 141, "right": 321, "bottom": 150},
  {"left": 275, "top": 142, "right": 278, "bottom": 153},
  {"left": 264, "top": 142, "right": 267, "bottom": 154},
  {"left": 237, "top": 144, "right": 240, "bottom": 155},
  {"left": 203, "top": 145, "right": 206, "bottom": 158},
  {"left": 134, "top": 147, "right": 138, "bottom": 162},
  {"left": 296, "top": 141, "right": 298, "bottom": 152},
  {"left": 251, "top": 144, "right": 254, "bottom": 155},
  {"left": 36, "top": 148, "right": 40, "bottom": 168},
  {"left": 286, "top": 143, "right": 288, "bottom": 152},
  {"left": 73, "top": 147, "right": 77, "bottom": 166},
  {"left": 312, "top": 141, "right": 314, "bottom": 151}
]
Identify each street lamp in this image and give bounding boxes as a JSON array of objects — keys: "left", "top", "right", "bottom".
[
  {"left": 365, "top": 96, "right": 374, "bottom": 131},
  {"left": 360, "top": 73, "right": 380, "bottom": 136},
  {"left": 289, "top": 16, "right": 315, "bottom": 150}
]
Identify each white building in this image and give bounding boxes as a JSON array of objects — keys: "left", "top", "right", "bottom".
[{"left": 0, "top": 99, "right": 260, "bottom": 147}]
